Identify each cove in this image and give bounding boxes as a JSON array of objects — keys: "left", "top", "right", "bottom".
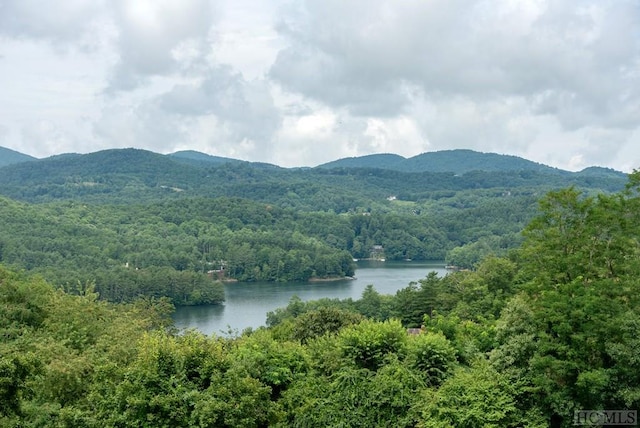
[{"left": 173, "top": 260, "right": 448, "bottom": 335}]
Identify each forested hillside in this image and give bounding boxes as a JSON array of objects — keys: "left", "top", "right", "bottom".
[
  {"left": 0, "top": 148, "right": 626, "bottom": 207},
  {"left": 0, "top": 197, "right": 360, "bottom": 305},
  {"left": 2, "top": 171, "right": 639, "bottom": 427},
  {"left": 0, "top": 147, "right": 629, "bottom": 307},
  {"left": 319, "top": 148, "right": 562, "bottom": 174},
  {"left": 0, "top": 146, "right": 37, "bottom": 168},
  {"left": 0, "top": 190, "right": 529, "bottom": 304}
]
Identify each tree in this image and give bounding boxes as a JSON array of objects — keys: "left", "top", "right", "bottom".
[
  {"left": 405, "top": 332, "right": 457, "bottom": 386},
  {"left": 292, "top": 307, "right": 363, "bottom": 343},
  {"left": 0, "top": 356, "right": 32, "bottom": 418},
  {"left": 337, "top": 319, "right": 407, "bottom": 371},
  {"left": 355, "top": 284, "right": 392, "bottom": 320},
  {"left": 416, "top": 358, "right": 544, "bottom": 428},
  {"left": 392, "top": 272, "right": 443, "bottom": 327},
  {"left": 494, "top": 173, "right": 640, "bottom": 426}
]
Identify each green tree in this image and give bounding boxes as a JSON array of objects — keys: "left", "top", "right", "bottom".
[
  {"left": 416, "top": 358, "right": 544, "bottom": 428},
  {"left": 494, "top": 173, "right": 640, "bottom": 426},
  {"left": 292, "top": 307, "right": 363, "bottom": 343},
  {"left": 405, "top": 332, "right": 457, "bottom": 386},
  {"left": 392, "top": 272, "right": 442, "bottom": 327},
  {"left": 355, "top": 284, "right": 393, "bottom": 320},
  {"left": 337, "top": 319, "right": 407, "bottom": 371}
]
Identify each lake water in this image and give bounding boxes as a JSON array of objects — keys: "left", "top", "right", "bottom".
[{"left": 172, "top": 260, "right": 448, "bottom": 335}]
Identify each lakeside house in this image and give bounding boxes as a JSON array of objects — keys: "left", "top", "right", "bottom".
[{"left": 371, "top": 244, "right": 385, "bottom": 260}]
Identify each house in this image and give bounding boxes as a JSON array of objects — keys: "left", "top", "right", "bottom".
[{"left": 370, "top": 245, "right": 386, "bottom": 261}]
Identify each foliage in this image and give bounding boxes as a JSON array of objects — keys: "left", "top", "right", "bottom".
[
  {"left": 0, "top": 151, "right": 638, "bottom": 426},
  {"left": 415, "top": 358, "right": 545, "bottom": 428},
  {"left": 337, "top": 319, "right": 408, "bottom": 371},
  {"left": 0, "top": 265, "right": 172, "bottom": 426},
  {"left": 0, "top": 148, "right": 625, "bottom": 208},
  {"left": 491, "top": 172, "right": 640, "bottom": 426},
  {"left": 405, "top": 332, "right": 457, "bottom": 386},
  {"left": 291, "top": 307, "right": 364, "bottom": 343},
  {"left": 279, "top": 358, "right": 424, "bottom": 428},
  {"left": 354, "top": 284, "right": 394, "bottom": 320},
  {"left": 0, "top": 197, "right": 367, "bottom": 304}
]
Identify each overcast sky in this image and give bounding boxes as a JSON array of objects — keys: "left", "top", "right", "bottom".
[{"left": 0, "top": 0, "right": 639, "bottom": 171}]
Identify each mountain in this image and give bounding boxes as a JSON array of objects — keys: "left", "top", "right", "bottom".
[
  {"left": 168, "top": 150, "right": 243, "bottom": 166},
  {"left": 318, "top": 149, "right": 563, "bottom": 175},
  {"left": 0, "top": 147, "right": 628, "bottom": 208},
  {"left": 0, "top": 148, "right": 206, "bottom": 201},
  {"left": 577, "top": 166, "right": 628, "bottom": 179},
  {"left": 317, "top": 153, "right": 406, "bottom": 170},
  {"left": 169, "top": 150, "right": 285, "bottom": 171},
  {"left": 3, "top": 148, "right": 194, "bottom": 177},
  {"left": 401, "top": 150, "right": 562, "bottom": 174},
  {"left": 0, "top": 146, "right": 37, "bottom": 167},
  {"left": 44, "top": 153, "right": 83, "bottom": 161}
]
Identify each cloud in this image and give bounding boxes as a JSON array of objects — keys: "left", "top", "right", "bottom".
[
  {"left": 612, "top": 129, "right": 640, "bottom": 173},
  {"left": 0, "top": 0, "right": 219, "bottom": 89},
  {"left": 0, "top": 0, "right": 101, "bottom": 39},
  {"left": 90, "top": 65, "right": 282, "bottom": 165},
  {"left": 271, "top": 0, "right": 640, "bottom": 127},
  {"left": 157, "top": 66, "right": 281, "bottom": 158},
  {"left": 19, "top": 119, "right": 91, "bottom": 156},
  {"left": 275, "top": 110, "right": 365, "bottom": 166},
  {"left": 0, "top": 0, "right": 109, "bottom": 51},
  {"left": 0, "top": 0, "right": 638, "bottom": 172},
  {"left": 92, "top": 100, "right": 185, "bottom": 154},
  {"left": 267, "top": 0, "right": 640, "bottom": 169},
  {"left": 107, "top": 0, "right": 216, "bottom": 91}
]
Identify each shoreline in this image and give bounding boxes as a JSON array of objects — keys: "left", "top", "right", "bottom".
[{"left": 308, "top": 276, "right": 356, "bottom": 283}]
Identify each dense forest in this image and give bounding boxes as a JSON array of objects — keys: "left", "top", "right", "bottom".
[
  {"left": 2, "top": 170, "right": 639, "bottom": 427},
  {"left": 0, "top": 149, "right": 626, "bottom": 208},
  {"left": 0, "top": 148, "right": 628, "bottom": 306},
  {"left": 0, "top": 191, "right": 531, "bottom": 302}
]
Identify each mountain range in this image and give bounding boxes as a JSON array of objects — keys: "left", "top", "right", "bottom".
[
  {"left": 0, "top": 146, "right": 37, "bottom": 168},
  {"left": 316, "top": 149, "right": 566, "bottom": 174},
  {"left": 0, "top": 146, "right": 626, "bottom": 176},
  {"left": 0, "top": 146, "right": 628, "bottom": 209}
]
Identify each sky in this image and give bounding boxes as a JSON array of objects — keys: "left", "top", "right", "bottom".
[{"left": 0, "top": 0, "right": 639, "bottom": 171}]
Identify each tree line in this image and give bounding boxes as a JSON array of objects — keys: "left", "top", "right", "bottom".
[
  {"left": 0, "top": 188, "right": 545, "bottom": 306},
  {"left": 1, "top": 171, "right": 640, "bottom": 426}
]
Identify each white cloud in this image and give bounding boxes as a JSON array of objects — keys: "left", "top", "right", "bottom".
[
  {"left": 0, "top": 0, "right": 638, "bottom": 171},
  {"left": 107, "top": 0, "right": 215, "bottom": 91},
  {"left": 0, "top": 0, "right": 107, "bottom": 48},
  {"left": 92, "top": 100, "right": 185, "bottom": 154},
  {"left": 19, "top": 118, "right": 92, "bottom": 156},
  {"left": 269, "top": 0, "right": 640, "bottom": 170},
  {"left": 156, "top": 67, "right": 282, "bottom": 158},
  {"left": 363, "top": 117, "right": 427, "bottom": 156}
]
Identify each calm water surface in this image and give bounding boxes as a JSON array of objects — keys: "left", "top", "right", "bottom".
[{"left": 173, "top": 260, "right": 448, "bottom": 335}]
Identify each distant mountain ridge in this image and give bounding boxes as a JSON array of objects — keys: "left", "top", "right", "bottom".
[
  {"left": 0, "top": 146, "right": 629, "bottom": 207},
  {"left": 317, "top": 153, "right": 406, "bottom": 170},
  {"left": 318, "top": 149, "right": 565, "bottom": 175},
  {"left": 0, "top": 146, "right": 37, "bottom": 167},
  {"left": 0, "top": 145, "right": 627, "bottom": 177},
  {"left": 168, "top": 150, "right": 244, "bottom": 166},
  {"left": 576, "top": 166, "right": 627, "bottom": 178}
]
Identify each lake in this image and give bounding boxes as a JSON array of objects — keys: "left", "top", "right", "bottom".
[{"left": 172, "top": 260, "right": 448, "bottom": 335}]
